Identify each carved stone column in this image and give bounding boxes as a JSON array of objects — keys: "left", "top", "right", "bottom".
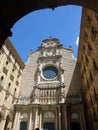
[
  {"left": 79, "top": 108, "right": 86, "bottom": 130},
  {"left": 58, "top": 106, "right": 61, "bottom": 130},
  {"left": 28, "top": 108, "right": 32, "bottom": 130},
  {"left": 12, "top": 111, "right": 18, "bottom": 130},
  {"left": 34, "top": 108, "right": 39, "bottom": 129},
  {"left": 16, "top": 112, "right": 20, "bottom": 130},
  {"left": 39, "top": 110, "right": 42, "bottom": 130},
  {"left": 12, "top": 109, "right": 20, "bottom": 130},
  {"left": 64, "top": 106, "right": 68, "bottom": 130},
  {"left": 0, "top": 119, "right": 6, "bottom": 130}
]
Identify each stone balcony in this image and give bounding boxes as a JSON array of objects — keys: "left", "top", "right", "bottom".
[
  {"left": 18, "top": 85, "right": 65, "bottom": 105},
  {"left": 35, "top": 81, "right": 65, "bottom": 89}
]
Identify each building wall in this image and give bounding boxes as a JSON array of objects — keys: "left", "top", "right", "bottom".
[
  {"left": 14, "top": 38, "right": 85, "bottom": 130},
  {"left": 0, "top": 7, "right": 98, "bottom": 130},
  {"left": 78, "top": 7, "right": 98, "bottom": 130},
  {"left": 19, "top": 51, "right": 40, "bottom": 97},
  {"left": 19, "top": 46, "right": 77, "bottom": 98},
  {"left": 0, "top": 38, "right": 24, "bottom": 130}
]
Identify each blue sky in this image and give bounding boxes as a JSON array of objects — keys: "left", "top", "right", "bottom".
[{"left": 9, "top": 5, "right": 82, "bottom": 62}]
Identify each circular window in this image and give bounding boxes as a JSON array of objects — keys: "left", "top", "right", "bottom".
[{"left": 43, "top": 66, "right": 58, "bottom": 79}]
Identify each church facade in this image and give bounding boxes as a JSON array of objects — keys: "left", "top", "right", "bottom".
[
  {"left": 12, "top": 37, "right": 86, "bottom": 130},
  {"left": 0, "top": 7, "right": 98, "bottom": 130}
]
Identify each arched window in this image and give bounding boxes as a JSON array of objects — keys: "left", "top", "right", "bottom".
[
  {"left": 44, "top": 112, "right": 55, "bottom": 118},
  {"left": 20, "top": 113, "right": 28, "bottom": 119},
  {"left": 71, "top": 113, "right": 79, "bottom": 119}
]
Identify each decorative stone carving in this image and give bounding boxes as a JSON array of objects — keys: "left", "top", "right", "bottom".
[
  {"left": 37, "top": 81, "right": 64, "bottom": 89},
  {"left": 20, "top": 113, "right": 28, "bottom": 119},
  {"left": 44, "top": 112, "right": 55, "bottom": 118}
]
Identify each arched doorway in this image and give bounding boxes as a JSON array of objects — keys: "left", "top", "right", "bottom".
[
  {"left": 20, "top": 121, "right": 27, "bottom": 130},
  {"left": 71, "top": 122, "right": 81, "bottom": 130},
  {"left": 44, "top": 122, "right": 55, "bottom": 130}
]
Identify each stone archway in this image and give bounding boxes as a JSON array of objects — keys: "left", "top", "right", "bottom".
[{"left": 0, "top": 0, "right": 98, "bottom": 44}]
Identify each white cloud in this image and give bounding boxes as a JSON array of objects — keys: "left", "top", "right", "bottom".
[{"left": 76, "top": 36, "right": 79, "bottom": 46}]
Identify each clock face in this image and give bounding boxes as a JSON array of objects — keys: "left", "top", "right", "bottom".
[{"left": 43, "top": 66, "right": 58, "bottom": 79}]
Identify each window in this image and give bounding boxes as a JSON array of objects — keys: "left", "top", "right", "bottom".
[
  {"left": 93, "top": 59, "right": 97, "bottom": 70},
  {"left": 89, "top": 71, "right": 93, "bottom": 82},
  {"left": 88, "top": 44, "right": 92, "bottom": 51},
  {"left": 44, "top": 112, "right": 55, "bottom": 118},
  {"left": 7, "top": 82, "right": 11, "bottom": 91},
  {"left": 43, "top": 66, "right": 58, "bottom": 79},
  {"left": 3, "top": 96, "right": 8, "bottom": 106},
  {"left": 71, "top": 113, "right": 79, "bottom": 119},
  {"left": 82, "top": 45, "right": 85, "bottom": 51},
  {"left": 87, "top": 15, "right": 91, "bottom": 25},
  {"left": 20, "top": 113, "right": 28, "bottom": 119},
  {"left": 12, "top": 69, "right": 14, "bottom": 72},
  {"left": 0, "top": 76, "right": 4, "bottom": 84},
  {"left": 14, "top": 88, "right": 17, "bottom": 95},
  {"left": 87, "top": 43, "right": 92, "bottom": 56},
  {"left": 91, "top": 26, "right": 97, "bottom": 41},
  {"left": 85, "top": 56, "right": 89, "bottom": 66},
  {"left": 8, "top": 82, "right": 11, "bottom": 87},
  {"left": 11, "top": 100, "right": 14, "bottom": 110},
  {"left": 84, "top": 32, "right": 88, "bottom": 42},
  {"left": 92, "top": 59, "right": 97, "bottom": 77},
  {"left": 6, "top": 61, "right": 8, "bottom": 65},
  {"left": 5, "top": 60, "right": 9, "bottom": 69}
]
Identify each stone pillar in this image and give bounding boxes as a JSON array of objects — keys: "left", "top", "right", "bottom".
[
  {"left": 79, "top": 108, "right": 86, "bottom": 130},
  {"left": 32, "top": 109, "right": 36, "bottom": 130},
  {"left": 13, "top": 111, "right": 18, "bottom": 129},
  {"left": 16, "top": 112, "right": 20, "bottom": 130},
  {"left": 39, "top": 110, "right": 42, "bottom": 130},
  {"left": 61, "top": 73, "right": 64, "bottom": 83},
  {"left": 56, "top": 107, "right": 58, "bottom": 130},
  {"left": 34, "top": 108, "right": 39, "bottom": 129},
  {"left": 67, "top": 107, "right": 71, "bottom": 130},
  {"left": 28, "top": 108, "right": 32, "bottom": 130},
  {"left": 64, "top": 106, "right": 68, "bottom": 130},
  {"left": 0, "top": 119, "right": 6, "bottom": 130},
  {"left": 38, "top": 75, "right": 40, "bottom": 83},
  {"left": 58, "top": 106, "right": 61, "bottom": 130},
  {"left": 7, "top": 122, "right": 12, "bottom": 130},
  {"left": 12, "top": 110, "right": 20, "bottom": 130}
]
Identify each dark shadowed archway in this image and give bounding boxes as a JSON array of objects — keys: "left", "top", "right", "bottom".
[{"left": 0, "top": 0, "right": 98, "bottom": 44}]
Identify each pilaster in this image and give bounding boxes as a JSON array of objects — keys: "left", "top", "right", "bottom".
[{"left": 28, "top": 107, "right": 33, "bottom": 130}]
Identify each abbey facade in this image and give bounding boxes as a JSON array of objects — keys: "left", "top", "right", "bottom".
[
  {"left": 11, "top": 37, "right": 86, "bottom": 130},
  {"left": 0, "top": 7, "right": 98, "bottom": 130}
]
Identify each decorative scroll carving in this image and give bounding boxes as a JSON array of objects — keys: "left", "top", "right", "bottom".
[{"left": 37, "top": 81, "right": 65, "bottom": 89}]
